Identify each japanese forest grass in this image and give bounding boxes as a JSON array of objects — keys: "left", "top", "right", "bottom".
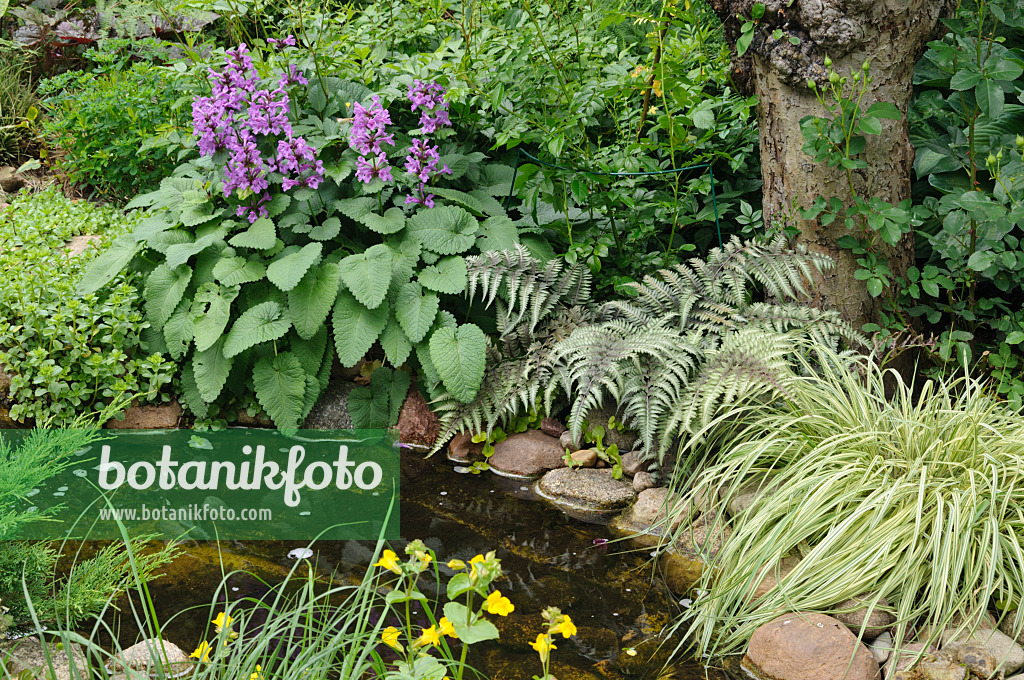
[{"left": 667, "top": 347, "right": 1024, "bottom": 658}]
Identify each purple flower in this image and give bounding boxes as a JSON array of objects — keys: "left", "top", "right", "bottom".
[
  {"left": 278, "top": 64, "right": 308, "bottom": 88},
  {"left": 237, "top": 192, "right": 272, "bottom": 223},
  {"left": 357, "top": 153, "right": 394, "bottom": 184},
  {"left": 268, "top": 35, "right": 297, "bottom": 47},
  {"left": 349, "top": 95, "right": 395, "bottom": 184},
  {"left": 403, "top": 138, "right": 451, "bottom": 205},
  {"left": 407, "top": 80, "right": 451, "bottom": 133}
]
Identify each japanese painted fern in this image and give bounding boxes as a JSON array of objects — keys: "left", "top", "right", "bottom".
[{"left": 430, "top": 236, "right": 862, "bottom": 468}]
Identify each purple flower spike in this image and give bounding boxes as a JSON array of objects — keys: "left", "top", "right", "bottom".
[{"left": 407, "top": 80, "right": 451, "bottom": 133}]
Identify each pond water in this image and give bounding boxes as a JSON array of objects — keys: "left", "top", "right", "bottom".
[{"left": 78, "top": 452, "right": 725, "bottom": 680}]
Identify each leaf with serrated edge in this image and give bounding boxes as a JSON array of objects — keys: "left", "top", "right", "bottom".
[
  {"left": 145, "top": 264, "right": 193, "bottom": 328},
  {"left": 253, "top": 353, "right": 306, "bottom": 429},
  {"left": 289, "top": 262, "right": 341, "bottom": 339},
  {"left": 223, "top": 301, "right": 292, "bottom": 358},
  {"left": 268, "top": 242, "right": 323, "bottom": 292},
  {"left": 338, "top": 243, "right": 393, "bottom": 309},
  {"left": 332, "top": 290, "right": 388, "bottom": 366},
  {"left": 213, "top": 256, "right": 266, "bottom": 286},
  {"left": 418, "top": 256, "right": 467, "bottom": 294},
  {"left": 193, "top": 337, "right": 234, "bottom": 402},
  {"left": 405, "top": 206, "right": 478, "bottom": 254},
  {"left": 395, "top": 282, "right": 439, "bottom": 343},
  {"left": 380, "top": 316, "right": 412, "bottom": 367},
  {"left": 429, "top": 323, "right": 486, "bottom": 403},
  {"left": 193, "top": 284, "right": 237, "bottom": 352},
  {"left": 228, "top": 217, "right": 276, "bottom": 249}
]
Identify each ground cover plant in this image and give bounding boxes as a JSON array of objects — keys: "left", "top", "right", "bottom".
[
  {"left": 0, "top": 188, "right": 175, "bottom": 426},
  {"left": 671, "top": 346, "right": 1024, "bottom": 659}
]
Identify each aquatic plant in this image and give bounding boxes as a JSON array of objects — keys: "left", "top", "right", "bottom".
[{"left": 671, "top": 345, "right": 1024, "bottom": 658}]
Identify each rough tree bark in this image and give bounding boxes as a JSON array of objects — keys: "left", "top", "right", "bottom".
[{"left": 709, "top": 0, "right": 955, "bottom": 330}]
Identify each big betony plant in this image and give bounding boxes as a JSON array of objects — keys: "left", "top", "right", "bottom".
[{"left": 80, "top": 43, "right": 531, "bottom": 430}]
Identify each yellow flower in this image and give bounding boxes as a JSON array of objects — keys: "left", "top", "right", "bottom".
[
  {"left": 483, "top": 590, "right": 514, "bottom": 616},
  {"left": 374, "top": 550, "right": 402, "bottom": 574},
  {"left": 530, "top": 633, "right": 556, "bottom": 661},
  {"left": 190, "top": 641, "right": 212, "bottom": 663},
  {"left": 381, "top": 626, "right": 403, "bottom": 651},
  {"left": 555, "top": 615, "right": 577, "bottom": 638},
  {"left": 415, "top": 550, "right": 433, "bottom": 566},
  {"left": 648, "top": 106, "right": 658, "bottom": 115},
  {"left": 248, "top": 665, "right": 262, "bottom": 680},
  {"left": 447, "top": 559, "right": 465, "bottom": 570},
  {"left": 438, "top": 617, "right": 458, "bottom": 639},
  {"left": 468, "top": 554, "right": 486, "bottom": 580},
  {"left": 652, "top": 80, "right": 663, "bottom": 97},
  {"left": 625, "top": 647, "right": 637, "bottom": 657},
  {"left": 212, "top": 612, "right": 233, "bottom": 633},
  {"left": 415, "top": 625, "right": 441, "bottom": 648}
]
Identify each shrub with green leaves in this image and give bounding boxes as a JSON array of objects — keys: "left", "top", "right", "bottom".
[
  {"left": 673, "top": 347, "right": 1024, "bottom": 659},
  {"left": 38, "top": 60, "right": 189, "bottom": 201},
  {"left": 0, "top": 188, "right": 175, "bottom": 425},
  {"left": 80, "top": 46, "right": 532, "bottom": 429}
]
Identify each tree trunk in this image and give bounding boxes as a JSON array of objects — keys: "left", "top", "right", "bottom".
[{"left": 710, "top": 0, "right": 954, "bottom": 330}]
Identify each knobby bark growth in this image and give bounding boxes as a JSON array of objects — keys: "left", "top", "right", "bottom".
[{"left": 709, "top": 0, "right": 955, "bottom": 329}]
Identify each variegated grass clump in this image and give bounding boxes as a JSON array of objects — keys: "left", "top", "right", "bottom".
[{"left": 671, "top": 348, "right": 1024, "bottom": 658}]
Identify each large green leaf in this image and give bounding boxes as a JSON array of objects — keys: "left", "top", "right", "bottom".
[
  {"left": 145, "top": 264, "right": 193, "bottom": 328},
  {"left": 253, "top": 353, "right": 306, "bottom": 429},
  {"left": 213, "top": 255, "right": 267, "bottom": 286},
  {"left": 335, "top": 198, "right": 407, "bottom": 234},
  {"left": 418, "top": 256, "right": 468, "bottom": 294},
  {"left": 292, "top": 327, "right": 328, "bottom": 376},
  {"left": 267, "top": 243, "right": 323, "bottom": 292},
  {"left": 339, "top": 244, "right": 393, "bottom": 309},
  {"left": 429, "top": 323, "right": 486, "bottom": 403},
  {"left": 380, "top": 316, "right": 412, "bottom": 367},
  {"left": 476, "top": 215, "right": 519, "bottom": 252},
  {"left": 289, "top": 262, "right": 341, "bottom": 339},
  {"left": 405, "top": 206, "right": 479, "bottom": 254},
  {"left": 223, "top": 301, "right": 292, "bottom": 358},
  {"left": 228, "top": 217, "right": 277, "bottom": 249},
  {"left": 163, "top": 300, "right": 195, "bottom": 361},
  {"left": 348, "top": 366, "right": 410, "bottom": 429},
  {"left": 179, "top": 363, "right": 210, "bottom": 419},
  {"left": 77, "top": 239, "right": 142, "bottom": 295},
  {"left": 395, "top": 282, "right": 439, "bottom": 343},
  {"left": 332, "top": 290, "right": 388, "bottom": 367},
  {"left": 193, "top": 337, "right": 234, "bottom": 402},
  {"left": 164, "top": 226, "right": 228, "bottom": 269},
  {"left": 192, "top": 283, "right": 238, "bottom": 352},
  {"left": 443, "top": 602, "right": 499, "bottom": 644},
  {"left": 430, "top": 187, "right": 485, "bottom": 216}
]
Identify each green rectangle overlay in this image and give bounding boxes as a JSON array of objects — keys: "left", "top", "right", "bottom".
[{"left": 2, "top": 429, "right": 400, "bottom": 541}]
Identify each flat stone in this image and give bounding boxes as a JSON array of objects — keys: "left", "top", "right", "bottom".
[
  {"left": 489, "top": 429, "right": 565, "bottom": 478},
  {"left": 743, "top": 613, "right": 880, "bottom": 680},
  {"left": 940, "top": 627, "right": 1024, "bottom": 674},
  {"left": 868, "top": 631, "right": 893, "bottom": 664},
  {"left": 105, "top": 401, "right": 182, "bottom": 429},
  {"left": 569, "top": 449, "right": 597, "bottom": 467},
  {"left": 537, "top": 467, "right": 635, "bottom": 511},
  {"left": 833, "top": 594, "right": 895, "bottom": 638},
  {"left": 940, "top": 641, "right": 999, "bottom": 679},
  {"left": 0, "top": 637, "right": 88, "bottom": 680},
  {"left": 396, "top": 386, "right": 439, "bottom": 448},
  {"left": 110, "top": 639, "right": 192, "bottom": 673},
  {"left": 65, "top": 234, "right": 102, "bottom": 257},
  {"left": 632, "top": 471, "right": 656, "bottom": 492},
  {"left": 539, "top": 417, "right": 565, "bottom": 438}
]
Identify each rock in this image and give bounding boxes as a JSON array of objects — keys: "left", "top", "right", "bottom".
[
  {"left": 940, "top": 627, "right": 1024, "bottom": 674},
  {"left": 0, "top": 637, "right": 88, "bottom": 680},
  {"left": 722, "top": 472, "right": 780, "bottom": 517},
  {"left": 891, "top": 653, "right": 966, "bottom": 680},
  {"left": 0, "top": 166, "right": 26, "bottom": 194},
  {"left": 540, "top": 417, "right": 566, "bottom": 438},
  {"left": 570, "top": 449, "right": 597, "bottom": 467},
  {"left": 236, "top": 408, "right": 273, "bottom": 427},
  {"left": 940, "top": 641, "right": 999, "bottom": 679},
  {"left": 396, "top": 386, "right": 439, "bottom": 448},
  {"left": 585, "top": 404, "right": 637, "bottom": 452},
  {"left": 105, "top": 401, "right": 182, "bottom": 429},
  {"left": 110, "top": 639, "right": 192, "bottom": 674},
  {"left": 303, "top": 380, "right": 356, "bottom": 429},
  {"left": 883, "top": 642, "right": 937, "bottom": 678},
  {"left": 331, "top": 357, "right": 369, "bottom": 382},
  {"left": 448, "top": 432, "right": 483, "bottom": 462},
  {"left": 833, "top": 594, "right": 896, "bottom": 638},
  {"left": 660, "top": 512, "right": 732, "bottom": 594},
  {"left": 559, "top": 429, "right": 576, "bottom": 451},
  {"left": 632, "top": 471, "right": 656, "bottom": 492},
  {"left": 743, "top": 613, "right": 880, "bottom": 680},
  {"left": 746, "top": 555, "right": 800, "bottom": 603},
  {"left": 65, "top": 234, "right": 102, "bottom": 257},
  {"left": 921, "top": 612, "right": 1000, "bottom": 643},
  {"left": 489, "top": 429, "right": 565, "bottom": 478},
  {"left": 610, "top": 487, "right": 687, "bottom": 548},
  {"left": 620, "top": 450, "right": 645, "bottom": 476},
  {"left": 1001, "top": 614, "right": 1024, "bottom": 646},
  {"left": 537, "top": 467, "right": 636, "bottom": 511},
  {"left": 868, "top": 631, "right": 893, "bottom": 664},
  {"left": 0, "top": 365, "right": 9, "bottom": 394}
]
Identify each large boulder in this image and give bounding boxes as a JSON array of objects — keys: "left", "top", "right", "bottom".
[
  {"left": 489, "top": 429, "right": 565, "bottom": 478},
  {"left": 743, "top": 613, "right": 880, "bottom": 680},
  {"left": 536, "top": 467, "right": 636, "bottom": 511},
  {"left": 303, "top": 380, "right": 356, "bottom": 429}
]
